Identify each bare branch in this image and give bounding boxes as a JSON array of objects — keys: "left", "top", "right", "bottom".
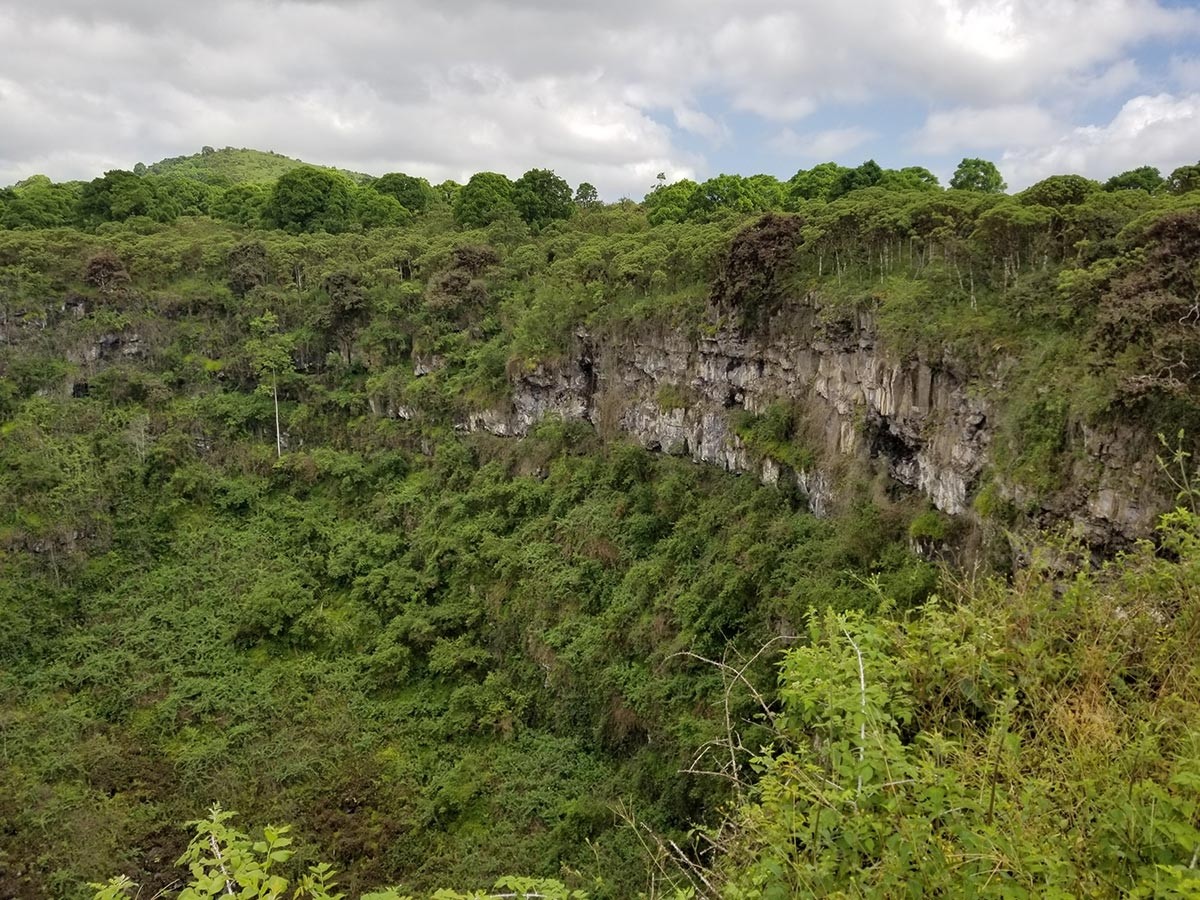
[
  {"left": 841, "top": 624, "right": 867, "bottom": 798},
  {"left": 671, "top": 633, "right": 798, "bottom": 723},
  {"left": 208, "top": 834, "right": 236, "bottom": 898}
]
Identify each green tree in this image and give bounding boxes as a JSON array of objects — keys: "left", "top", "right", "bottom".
[
  {"left": 971, "top": 199, "right": 1052, "bottom": 283},
  {"left": 879, "top": 165, "right": 942, "bottom": 191},
  {"left": 213, "top": 183, "right": 270, "bottom": 227},
  {"left": 787, "top": 162, "right": 851, "bottom": 205},
  {"left": 1105, "top": 165, "right": 1165, "bottom": 194},
  {"left": 1168, "top": 162, "right": 1200, "bottom": 195},
  {"left": 512, "top": 168, "right": 574, "bottom": 230},
  {"left": 156, "top": 176, "right": 217, "bottom": 217},
  {"left": 435, "top": 179, "right": 462, "bottom": 206},
  {"left": 373, "top": 172, "right": 436, "bottom": 214},
  {"left": 949, "top": 157, "right": 1007, "bottom": 193},
  {"left": 453, "top": 172, "right": 516, "bottom": 229},
  {"left": 573, "top": 182, "right": 600, "bottom": 208},
  {"left": 78, "top": 169, "right": 174, "bottom": 224},
  {"left": 829, "top": 159, "right": 884, "bottom": 198},
  {"left": 0, "top": 176, "right": 81, "bottom": 229},
  {"left": 1019, "top": 174, "right": 1098, "bottom": 209},
  {"left": 353, "top": 186, "right": 411, "bottom": 229},
  {"left": 687, "top": 173, "right": 780, "bottom": 220},
  {"left": 266, "top": 166, "right": 354, "bottom": 233},
  {"left": 747, "top": 173, "right": 786, "bottom": 208},
  {"left": 643, "top": 178, "right": 698, "bottom": 225},
  {"left": 1060, "top": 189, "right": 1153, "bottom": 260}
]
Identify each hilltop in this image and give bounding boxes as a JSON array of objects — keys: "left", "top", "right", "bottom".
[{"left": 137, "top": 146, "right": 370, "bottom": 186}]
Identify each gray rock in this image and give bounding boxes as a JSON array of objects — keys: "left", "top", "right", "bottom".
[{"left": 443, "top": 298, "right": 1165, "bottom": 545}]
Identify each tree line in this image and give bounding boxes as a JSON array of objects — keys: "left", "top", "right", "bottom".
[{"left": 4, "top": 153, "right": 1200, "bottom": 236}]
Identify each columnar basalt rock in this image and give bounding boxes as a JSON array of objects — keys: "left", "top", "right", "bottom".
[
  {"left": 464, "top": 301, "right": 992, "bottom": 515},
  {"left": 450, "top": 296, "right": 1165, "bottom": 548}
]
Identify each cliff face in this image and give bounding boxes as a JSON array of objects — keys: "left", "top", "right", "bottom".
[
  {"left": 32, "top": 288, "right": 1163, "bottom": 549},
  {"left": 456, "top": 297, "right": 1165, "bottom": 548}
]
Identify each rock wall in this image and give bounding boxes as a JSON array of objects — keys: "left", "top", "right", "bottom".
[
  {"left": 465, "top": 302, "right": 989, "bottom": 513},
  {"left": 455, "top": 298, "right": 1165, "bottom": 547}
]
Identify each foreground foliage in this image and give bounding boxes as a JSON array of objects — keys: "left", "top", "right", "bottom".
[
  {"left": 85, "top": 508, "right": 1200, "bottom": 898},
  {"left": 91, "top": 805, "right": 585, "bottom": 899},
  {"left": 707, "top": 511, "right": 1200, "bottom": 898}
]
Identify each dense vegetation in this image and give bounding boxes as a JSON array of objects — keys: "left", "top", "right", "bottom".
[
  {"left": 2, "top": 149, "right": 1200, "bottom": 897},
  {"left": 141, "top": 147, "right": 369, "bottom": 187},
  {"left": 91, "top": 506, "right": 1200, "bottom": 899}
]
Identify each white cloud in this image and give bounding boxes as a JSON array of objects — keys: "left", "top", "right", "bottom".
[
  {"left": 912, "top": 104, "right": 1061, "bottom": 153},
  {"left": 0, "top": 0, "right": 1198, "bottom": 194},
  {"left": 698, "top": 0, "right": 1196, "bottom": 110},
  {"left": 1170, "top": 55, "right": 1200, "bottom": 90},
  {"left": 0, "top": 2, "right": 710, "bottom": 197},
  {"left": 1064, "top": 58, "right": 1142, "bottom": 102},
  {"left": 1002, "top": 92, "right": 1200, "bottom": 187},
  {"left": 769, "top": 126, "right": 876, "bottom": 159},
  {"left": 673, "top": 105, "right": 729, "bottom": 143}
]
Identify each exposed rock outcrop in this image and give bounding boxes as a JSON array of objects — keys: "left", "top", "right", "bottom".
[{"left": 446, "top": 296, "right": 1165, "bottom": 548}]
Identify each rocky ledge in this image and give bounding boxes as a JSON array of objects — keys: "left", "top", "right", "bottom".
[{"left": 443, "top": 298, "right": 1164, "bottom": 549}]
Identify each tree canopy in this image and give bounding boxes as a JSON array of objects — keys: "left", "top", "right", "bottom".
[
  {"left": 950, "top": 157, "right": 1007, "bottom": 193},
  {"left": 265, "top": 166, "right": 355, "bottom": 233},
  {"left": 373, "top": 172, "right": 436, "bottom": 214},
  {"left": 453, "top": 171, "right": 517, "bottom": 229},
  {"left": 511, "top": 168, "right": 574, "bottom": 230},
  {"left": 1105, "top": 165, "right": 1165, "bottom": 194}
]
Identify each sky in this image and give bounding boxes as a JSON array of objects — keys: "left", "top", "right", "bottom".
[{"left": 2, "top": 0, "right": 1200, "bottom": 199}]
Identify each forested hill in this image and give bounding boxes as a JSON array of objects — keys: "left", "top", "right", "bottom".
[
  {"left": 139, "top": 146, "right": 371, "bottom": 186},
  {"left": 2, "top": 153, "right": 1200, "bottom": 898}
]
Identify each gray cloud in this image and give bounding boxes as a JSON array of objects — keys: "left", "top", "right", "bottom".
[
  {"left": 1, "top": 0, "right": 1197, "bottom": 196},
  {"left": 1002, "top": 92, "right": 1200, "bottom": 187}
]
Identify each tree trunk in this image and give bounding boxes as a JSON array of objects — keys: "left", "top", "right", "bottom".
[{"left": 273, "top": 372, "right": 282, "bottom": 458}]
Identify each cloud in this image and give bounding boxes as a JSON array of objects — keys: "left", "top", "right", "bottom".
[
  {"left": 1064, "top": 58, "right": 1142, "bottom": 102},
  {"left": 0, "top": 1, "right": 709, "bottom": 196},
  {"left": 769, "top": 126, "right": 876, "bottom": 159},
  {"left": 912, "top": 104, "right": 1061, "bottom": 153},
  {"left": 673, "top": 105, "right": 729, "bottom": 143},
  {"left": 1001, "top": 92, "right": 1200, "bottom": 187},
  {"left": 0, "top": 0, "right": 1198, "bottom": 195},
  {"left": 1170, "top": 55, "right": 1200, "bottom": 90},
  {"left": 698, "top": 0, "right": 1197, "bottom": 110}
]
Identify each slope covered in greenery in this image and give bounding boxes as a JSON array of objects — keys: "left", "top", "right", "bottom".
[
  {"left": 1, "top": 398, "right": 929, "bottom": 898},
  {"left": 141, "top": 147, "right": 370, "bottom": 187},
  {"left": 2, "top": 153, "right": 1200, "bottom": 897},
  {"left": 91, "top": 504, "right": 1200, "bottom": 898}
]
